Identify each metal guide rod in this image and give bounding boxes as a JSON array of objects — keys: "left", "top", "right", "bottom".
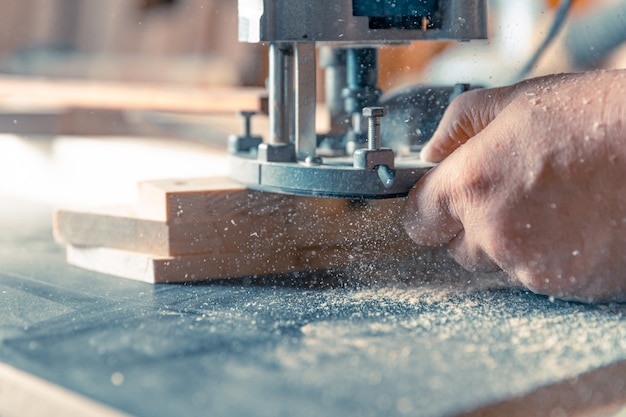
[
  {"left": 294, "top": 42, "right": 317, "bottom": 159},
  {"left": 269, "top": 42, "right": 293, "bottom": 144}
]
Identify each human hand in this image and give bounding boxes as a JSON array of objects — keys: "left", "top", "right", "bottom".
[{"left": 402, "top": 70, "right": 626, "bottom": 302}]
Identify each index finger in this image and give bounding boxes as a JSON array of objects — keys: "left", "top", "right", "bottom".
[{"left": 420, "top": 86, "right": 514, "bottom": 162}]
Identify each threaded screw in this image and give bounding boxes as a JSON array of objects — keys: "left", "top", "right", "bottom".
[{"left": 362, "top": 106, "right": 386, "bottom": 150}]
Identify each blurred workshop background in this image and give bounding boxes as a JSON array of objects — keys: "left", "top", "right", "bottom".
[
  {"left": 0, "top": 0, "right": 262, "bottom": 86},
  {"left": 2, "top": 0, "right": 625, "bottom": 87},
  {"left": 0, "top": 0, "right": 625, "bottom": 208}
]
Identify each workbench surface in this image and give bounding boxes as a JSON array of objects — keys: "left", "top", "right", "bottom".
[{"left": 1, "top": 199, "right": 626, "bottom": 417}]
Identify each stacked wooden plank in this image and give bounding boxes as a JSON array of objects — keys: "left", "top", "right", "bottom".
[
  {"left": 54, "top": 177, "right": 425, "bottom": 283},
  {"left": 0, "top": 76, "right": 267, "bottom": 137}
]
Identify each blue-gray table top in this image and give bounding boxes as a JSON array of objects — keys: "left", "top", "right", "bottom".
[{"left": 1, "top": 201, "right": 625, "bottom": 417}]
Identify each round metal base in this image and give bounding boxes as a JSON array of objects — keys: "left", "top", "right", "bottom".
[{"left": 230, "top": 156, "right": 433, "bottom": 199}]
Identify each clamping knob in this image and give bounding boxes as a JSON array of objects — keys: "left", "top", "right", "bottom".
[
  {"left": 354, "top": 106, "right": 394, "bottom": 172},
  {"left": 228, "top": 110, "right": 263, "bottom": 155}
]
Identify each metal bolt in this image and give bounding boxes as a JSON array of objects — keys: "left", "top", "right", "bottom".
[
  {"left": 362, "top": 106, "right": 386, "bottom": 150},
  {"left": 239, "top": 110, "right": 256, "bottom": 137}
]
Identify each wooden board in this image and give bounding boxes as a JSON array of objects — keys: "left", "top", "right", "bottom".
[
  {"left": 0, "top": 76, "right": 268, "bottom": 137},
  {"left": 54, "top": 177, "right": 424, "bottom": 283},
  {"left": 0, "top": 76, "right": 267, "bottom": 114},
  {"left": 0, "top": 363, "right": 127, "bottom": 417},
  {"left": 64, "top": 242, "right": 405, "bottom": 284}
]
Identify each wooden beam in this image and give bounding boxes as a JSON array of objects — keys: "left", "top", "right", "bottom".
[
  {"left": 64, "top": 237, "right": 423, "bottom": 284},
  {"left": 55, "top": 177, "right": 423, "bottom": 282},
  {"left": 65, "top": 244, "right": 337, "bottom": 284},
  {"left": 0, "top": 76, "right": 267, "bottom": 114},
  {"left": 55, "top": 177, "right": 415, "bottom": 256}
]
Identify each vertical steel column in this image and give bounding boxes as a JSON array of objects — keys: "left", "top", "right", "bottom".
[
  {"left": 320, "top": 47, "right": 348, "bottom": 136},
  {"left": 343, "top": 48, "right": 381, "bottom": 138},
  {"left": 269, "top": 42, "right": 294, "bottom": 144},
  {"left": 294, "top": 42, "right": 317, "bottom": 159}
]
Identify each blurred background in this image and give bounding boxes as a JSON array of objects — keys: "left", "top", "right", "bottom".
[
  {"left": 2, "top": 0, "right": 625, "bottom": 88},
  {"left": 0, "top": 0, "right": 262, "bottom": 86},
  {"left": 0, "top": 0, "right": 625, "bottom": 208}
]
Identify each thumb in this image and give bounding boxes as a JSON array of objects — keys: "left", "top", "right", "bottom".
[
  {"left": 420, "top": 87, "right": 513, "bottom": 163},
  {"left": 401, "top": 164, "right": 463, "bottom": 246}
]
